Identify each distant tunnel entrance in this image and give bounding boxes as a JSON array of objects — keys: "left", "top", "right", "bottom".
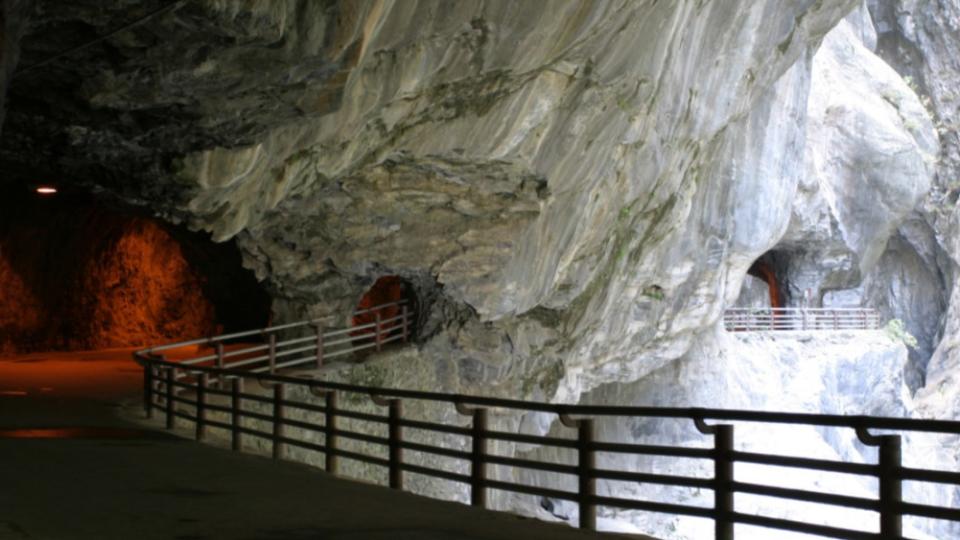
[
  {"left": 351, "top": 276, "right": 416, "bottom": 347},
  {"left": 747, "top": 260, "right": 782, "bottom": 309}
]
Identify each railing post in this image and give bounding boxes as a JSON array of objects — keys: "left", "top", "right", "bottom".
[
  {"left": 215, "top": 342, "right": 225, "bottom": 387},
  {"left": 143, "top": 362, "right": 154, "bottom": 419},
  {"left": 388, "top": 399, "right": 403, "bottom": 489},
  {"left": 456, "top": 401, "right": 489, "bottom": 508},
  {"left": 400, "top": 304, "right": 409, "bottom": 343},
  {"left": 833, "top": 310, "right": 839, "bottom": 330},
  {"left": 375, "top": 311, "right": 383, "bottom": 351},
  {"left": 231, "top": 377, "right": 243, "bottom": 451},
  {"left": 694, "top": 416, "right": 734, "bottom": 540},
  {"left": 578, "top": 419, "right": 596, "bottom": 530},
  {"left": 559, "top": 413, "right": 596, "bottom": 531},
  {"left": 878, "top": 435, "right": 903, "bottom": 538},
  {"left": 325, "top": 391, "right": 338, "bottom": 474},
  {"left": 195, "top": 373, "right": 208, "bottom": 441},
  {"left": 371, "top": 394, "right": 402, "bottom": 489},
  {"left": 315, "top": 325, "right": 325, "bottom": 369},
  {"left": 859, "top": 426, "right": 903, "bottom": 539},
  {"left": 471, "top": 408, "right": 488, "bottom": 508},
  {"left": 802, "top": 309, "right": 808, "bottom": 331},
  {"left": 714, "top": 425, "right": 734, "bottom": 540},
  {"left": 273, "top": 384, "right": 285, "bottom": 460},
  {"left": 266, "top": 333, "right": 277, "bottom": 373},
  {"left": 165, "top": 367, "right": 176, "bottom": 429}
]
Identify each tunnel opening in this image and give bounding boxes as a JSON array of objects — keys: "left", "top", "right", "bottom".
[
  {"left": 747, "top": 259, "right": 783, "bottom": 309},
  {"left": 350, "top": 275, "right": 417, "bottom": 350},
  {"left": 0, "top": 184, "right": 270, "bottom": 353}
]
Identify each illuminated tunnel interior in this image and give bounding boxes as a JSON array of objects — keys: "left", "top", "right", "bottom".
[
  {"left": 747, "top": 257, "right": 783, "bottom": 308},
  {"left": 351, "top": 275, "right": 417, "bottom": 341},
  {"left": 0, "top": 185, "right": 270, "bottom": 354}
]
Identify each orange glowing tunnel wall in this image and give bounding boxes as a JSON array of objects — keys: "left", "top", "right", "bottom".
[
  {"left": 747, "top": 260, "right": 782, "bottom": 309},
  {"left": 351, "top": 276, "right": 412, "bottom": 337},
  {"left": 74, "top": 218, "right": 219, "bottom": 349},
  {"left": 0, "top": 188, "right": 269, "bottom": 353},
  {"left": 0, "top": 253, "right": 43, "bottom": 354}
]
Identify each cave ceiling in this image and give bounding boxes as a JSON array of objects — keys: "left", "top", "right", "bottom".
[{"left": 0, "top": 0, "right": 352, "bottom": 199}]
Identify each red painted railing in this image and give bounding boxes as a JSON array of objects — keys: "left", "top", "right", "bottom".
[{"left": 141, "top": 300, "right": 411, "bottom": 376}]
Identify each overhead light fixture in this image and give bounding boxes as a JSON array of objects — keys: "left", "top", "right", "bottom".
[{"left": 35, "top": 186, "right": 57, "bottom": 195}]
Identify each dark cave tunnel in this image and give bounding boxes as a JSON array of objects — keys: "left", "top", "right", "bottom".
[{"left": 0, "top": 184, "right": 271, "bottom": 354}]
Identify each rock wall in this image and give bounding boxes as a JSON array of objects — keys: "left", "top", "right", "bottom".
[
  {"left": 0, "top": 247, "right": 42, "bottom": 354},
  {"left": 0, "top": 0, "right": 30, "bottom": 135},
  {"left": 4, "top": 0, "right": 960, "bottom": 537},
  {"left": 865, "top": 1, "right": 960, "bottom": 398},
  {"left": 0, "top": 3, "right": 950, "bottom": 395},
  {"left": 761, "top": 7, "right": 940, "bottom": 390},
  {"left": 174, "top": 0, "right": 855, "bottom": 404},
  {"left": 2, "top": 1, "right": 888, "bottom": 398},
  {"left": 733, "top": 275, "right": 770, "bottom": 309}
]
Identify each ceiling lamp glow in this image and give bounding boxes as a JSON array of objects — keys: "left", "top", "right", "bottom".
[{"left": 35, "top": 186, "right": 57, "bottom": 195}]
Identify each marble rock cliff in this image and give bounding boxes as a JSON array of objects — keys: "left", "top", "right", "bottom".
[
  {"left": 2, "top": 0, "right": 960, "bottom": 536},
  {"left": 1, "top": 0, "right": 865, "bottom": 402},
  {"left": 866, "top": 0, "right": 960, "bottom": 410},
  {"left": 0, "top": 0, "right": 945, "bottom": 418}
]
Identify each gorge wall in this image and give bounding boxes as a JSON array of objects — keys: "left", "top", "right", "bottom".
[
  {"left": 0, "top": 0, "right": 861, "bottom": 395},
  {"left": 1, "top": 0, "right": 959, "bottom": 537}
]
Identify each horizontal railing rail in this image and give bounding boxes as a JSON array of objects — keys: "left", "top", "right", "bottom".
[
  {"left": 139, "top": 300, "right": 411, "bottom": 380},
  {"left": 724, "top": 307, "right": 881, "bottom": 332},
  {"left": 134, "top": 306, "right": 960, "bottom": 540}
]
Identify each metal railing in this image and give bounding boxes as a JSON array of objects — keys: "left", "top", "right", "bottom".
[
  {"left": 133, "top": 304, "right": 960, "bottom": 540},
  {"left": 139, "top": 300, "right": 412, "bottom": 378},
  {"left": 724, "top": 308, "right": 881, "bottom": 332}
]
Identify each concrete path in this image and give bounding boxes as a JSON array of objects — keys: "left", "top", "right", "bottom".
[{"left": 0, "top": 349, "right": 648, "bottom": 540}]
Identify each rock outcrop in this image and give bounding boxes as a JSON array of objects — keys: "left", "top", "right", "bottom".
[
  {"left": 865, "top": 0, "right": 960, "bottom": 400},
  {"left": 766, "top": 9, "right": 939, "bottom": 389}
]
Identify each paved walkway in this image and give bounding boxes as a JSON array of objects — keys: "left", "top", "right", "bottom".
[{"left": 0, "top": 349, "right": 646, "bottom": 540}]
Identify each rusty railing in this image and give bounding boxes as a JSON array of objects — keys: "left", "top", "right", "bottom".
[
  {"left": 143, "top": 300, "right": 411, "bottom": 379},
  {"left": 134, "top": 303, "right": 960, "bottom": 540},
  {"left": 724, "top": 307, "right": 881, "bottom": 332}
]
